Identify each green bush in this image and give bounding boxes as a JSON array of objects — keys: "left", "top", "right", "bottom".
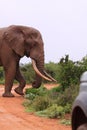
[
  {"left": 36, "top": 104, "right": 65, "bottom": 119},
  {"left": 49, "top": 85, "right": 63, "bottom": 93},
  {"left": 36, "top": 85, "right": 48, "bottom": 96},
  {"left": 24, "top": 84, "right": 79, "bottom": 119},
  {"left": 23, "top": 55, "right": 87, "bottom": 120},
  {"left": 23, "top": 100, "right": 31, "bottom": 108},
  {"left": 0, "top": 67, "right": 4, "bottom": 83},
  {"left": 0, "top": 79, "right": 5, "bottom": 84},
  {"left": 46, "top": 105, "right": 65, "bottom": 118},
  {"left": 45, "top": 62, "right": 59, "bottom": 83},
  {"left": 19, "top": 55, "right": 87, "bottom": 87},
  {"left": 60, "top": 119, "right": 71, "bottom": 125},
  {"left": 25, "top": 88, "right": 38, "bottom": 95},
  {"left": 25, "top": 85, "right": 48, "bottom": 100},
  {"left": 58, "top": 55, "right": 83, "bottom": 90},
  {"left": 24, "top": 93, "right": 36, "bottom": 100},
  {"left": 31, "top": 95, "right": 51, "bottom": 111},
  {"left": 24, "top": 86, "right": 51, "bottom": 111},
  {"left": 56, "top": 85, "right": 79, "bottom": 106},
  {"left": 64, "top": 104, "right": 72, "bottom": 113},
  {"left": 25, "top": 88, "right": 38, "bottom": 100}
]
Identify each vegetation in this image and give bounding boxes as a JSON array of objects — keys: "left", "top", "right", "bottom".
[
  {"left": 20, "top": 54, "right": 87, "bottom": 86},
  {"left": 23, "top": 84, "right": 79, "bottom": 120},
  {"left": 1, "top": 54, "right": 87, "bottom": 124},
  {"left": 22, "top": 55, "right": 87, "bottom": 124},
  {"left": 0, "top": 54, "right": 87, "bottom": 85},
  {"left": 0, "top": 67, "right": 4, "bottom": 84}
]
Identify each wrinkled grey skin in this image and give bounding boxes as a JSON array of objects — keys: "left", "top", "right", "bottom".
[{"left": 0, "top": 25, "right": 45, "bottom": 97}]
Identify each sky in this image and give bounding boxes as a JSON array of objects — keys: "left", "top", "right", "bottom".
[{"left": 0, "top": 0, "right": 87, "bottom": 64}]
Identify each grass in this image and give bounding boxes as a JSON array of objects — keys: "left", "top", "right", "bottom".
[
  {"left": 60, "top": 119, "right": 71, "bottom": 125},
  {"left": 23, "top": 84, "right": 78, "bottom": 126}
]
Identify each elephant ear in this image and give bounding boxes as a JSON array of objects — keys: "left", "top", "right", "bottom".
[{"left": 3, "top": 27, "right": 25, "bottom": 57}]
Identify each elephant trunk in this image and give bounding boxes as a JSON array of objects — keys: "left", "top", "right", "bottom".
[
  {"left": 31, "top": 56, "right": 56, "bottom": 88},
  {"left": 31, "top": 54, "right": 45, "bottom": 88}
]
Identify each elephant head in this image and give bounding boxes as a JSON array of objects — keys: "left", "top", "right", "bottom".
[{"left": 3, "top": 25, "right": 56, "bottom": 88}]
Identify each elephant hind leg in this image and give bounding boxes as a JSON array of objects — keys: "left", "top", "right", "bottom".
[{"left": 14, "top": 69, "right": 26, "bottom": 95}]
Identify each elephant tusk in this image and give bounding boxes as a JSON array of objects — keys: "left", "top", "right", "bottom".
[
  {"left": 31, "top": 59, "right": 52, "bottom": 81},
  {"left": 43, "top": 71, "right": 57, "bottom": 82}
]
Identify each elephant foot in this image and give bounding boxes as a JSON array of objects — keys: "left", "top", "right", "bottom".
[
  {"left": 14, "top": 87, "right": 24, "bottom": 95},
  {"left": 2, "top": 92, "right": 15, "bottom": 97}
]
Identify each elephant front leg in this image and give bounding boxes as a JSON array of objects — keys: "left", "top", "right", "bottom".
[
  {"left": 3, "top": 65, "right": 16, "bottom": 97},
  {"left": 14, "top": 69, "right": 26, "bottom": 95}
]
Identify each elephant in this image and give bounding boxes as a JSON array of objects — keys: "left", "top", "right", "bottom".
[
  {"left": 0, "top": 25, "right": 56, "bottom": 97},
  {"left": 77, "top": 123, "right": 87, "bottom": 130}
]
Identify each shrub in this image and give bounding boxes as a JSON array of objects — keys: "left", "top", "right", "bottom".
[
  {"left": 25, "top": 88, "right": 38, "bottom": 100},
  {"left": 64, "top": 104, "right": 72, "bottom": 113},
  {"left": 0, "top": 79, "right": 5, "bottom": 84},
  {"left": 24, "top": 84, "right": 79, "bottom": 119},
  {"left": 45, "top": 62, "right": 59, "bottom": 83},
  {"left": 47, "top": 105, "right": 65, "bottom": 118},
  {"left": 23, "top": 100, "right": 31, "bottom": 107},
  {"left": 49, "top": 85, "right": 63, "bottom": 93},
  {"left": 22, "top": 55, "right": 87, "bottom": 120},
  {"left": 25, "top": 85, "right": 49, "bottom": 100},
  {"left": 24, "top": 93, "right": 36, "bottom": 100},
  {"left": 60, "top": 119, "right": 71, "bottom": 125},
  {"left": 38, "top": 104, "right": 65, "bottom": 119},
  {"left": 20, "top": 55, "right": 87, "bottom": 86},
  {"left": 25, "top": 88, "right": 38, "bottom": 95},
  {"left": 56, "top": 85, "right": 79, "bottom": 106},
  {"left": 58, "top": 55, "right": 83, "bottom": 91},
  {"left": 31, "top": 95, "right": 51, "bottom": 111}
]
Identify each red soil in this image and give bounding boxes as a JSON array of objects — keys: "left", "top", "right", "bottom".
[{"left": 0, "top": 84, "right": 71, "bottom": 130}]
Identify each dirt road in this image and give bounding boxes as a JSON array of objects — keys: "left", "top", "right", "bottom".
[{"left": 0, "top": 84, "right": 71, "bottom": 130}]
